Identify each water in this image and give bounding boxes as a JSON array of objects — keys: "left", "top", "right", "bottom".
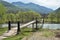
[
  {"left": 43, "top": 24, "right": 60, "bottom": 29},
  {"left": 0, "top": 24, "right": 60, "bottom": 29}
]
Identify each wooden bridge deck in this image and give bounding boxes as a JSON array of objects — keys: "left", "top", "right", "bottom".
[
  {"left": 0, "top": 20, "right": 37, "bottom": 40},
  {"left": 13, "top": 20, "right": 36, "bottom": 29}
]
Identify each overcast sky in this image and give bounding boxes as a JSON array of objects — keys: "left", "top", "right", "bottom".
[{"left": 4, "top": 0, "right": 60, "bottom": 10}]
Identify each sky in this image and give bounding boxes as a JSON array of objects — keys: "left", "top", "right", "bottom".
[{"left": 3, "top": 0, "right": 60, "bottom": 10}]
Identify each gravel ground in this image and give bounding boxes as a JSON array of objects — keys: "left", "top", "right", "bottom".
[{"left": 22, "top": 31, "right": 60, "bottom": 40}]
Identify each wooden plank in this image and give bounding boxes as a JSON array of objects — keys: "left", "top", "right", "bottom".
[
  {"left": 13, "top": 20, "right": 36, "bottom": 29},
  {"left": 20, "top": 20, "right": 36, "bottom": 28}
]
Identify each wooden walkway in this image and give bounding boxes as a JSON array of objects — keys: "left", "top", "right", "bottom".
[
  {"left": 13, "top": 20, "right": 36, "bottom": 29},
  {"left": 0, "top": 20, "right": 36, "bottom": 40}
]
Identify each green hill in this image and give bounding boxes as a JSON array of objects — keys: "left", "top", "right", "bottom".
[{"left": 0, "top": 0, "right": 31, "bottom": 13}]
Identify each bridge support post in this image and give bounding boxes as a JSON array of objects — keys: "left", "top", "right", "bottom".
[
  {"left": 8, "top": 21, "right": 11, "bottom": 31},
  {"left": 36, "top": 17, "right": 38, "bottom": 30},
  {"left": 17, "top": 21, "right": 20, "bottom": 35}
]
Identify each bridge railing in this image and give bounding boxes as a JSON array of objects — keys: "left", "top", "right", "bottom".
[{"left": 8, "top": 17, "right": 42, "bottom": 34}]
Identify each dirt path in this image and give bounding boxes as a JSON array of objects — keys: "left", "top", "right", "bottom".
[{"left": 22, "top": 32, "right": 60, "bottom": 40}]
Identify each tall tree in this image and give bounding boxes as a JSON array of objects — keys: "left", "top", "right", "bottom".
[{"left": 0, "top": 3, "right": 7, "bottom": 23}]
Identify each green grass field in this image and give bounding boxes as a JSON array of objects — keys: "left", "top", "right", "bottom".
[{"left": 0, "top": 27, "right": 7, "bottom": 35}]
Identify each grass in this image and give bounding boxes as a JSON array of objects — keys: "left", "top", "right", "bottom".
[
  {"left": 2, "top": 27, "right": 56, "bottom": 40},
  {"left": 3, "top": 27, "right": 33, "bottom": 40},
  {"left": 39, "top": 28, "right": 55, "bottom": 37},
  {"left": 0, "top": 27, "right": 7, "bottom": 35},
  {"left": 42, "top": 31, "right": 55, "bottom": 37}
]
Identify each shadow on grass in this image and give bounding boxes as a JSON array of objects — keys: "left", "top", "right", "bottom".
[
  {"left": 55, "top": 35, "right": 60, "bottom": 38},
  {"left": 55, "top": 32, "right": 60, "bottom": 38}
]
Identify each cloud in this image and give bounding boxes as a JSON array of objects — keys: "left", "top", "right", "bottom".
[
  {"left": 30, "top": 0, "right": 60, "bottom": 10},
  {"left": 4, "top": 0, "right": 60, "bottom": 10}
]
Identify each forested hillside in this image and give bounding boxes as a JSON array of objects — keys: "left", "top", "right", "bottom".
[
  {"left": 0, "top": 0, "right": 31, "bottom": 13},
  {"left": 0, "top": 0, "right": 60, "bottom": 24},
  {"left": 12, "top": 2, "right": 53, "bottom": 14},
  {"left": 48, "top": 7, "right": 60, "bottom": 23},
  {"left": 0, "top": 3, "right": 41, "bottom": 24}
]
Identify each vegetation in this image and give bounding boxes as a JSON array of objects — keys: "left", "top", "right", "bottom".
[
  {"left": 3, "top": 28, "right": 56, "bottom": 40},
  {"left": 0, "top": 3, "right": 41, "bottom": 24},
  {"left": 39, "top": 29, "right": 55, "bottom": 37},
  {"left": 0, "top": 0, "right": 60, "bottom": 40},
  {"left": 5, "top": 11, "right": 41, "bottom": 23},
  {"left": 0, "top": 0, "right": 31, "bottom": 13},
  {"left": 0, "top": 27, "right": 7, "bottom": 35},
  {"left": 3, "top": 27, "right": 33, "bottom": 40},
  {"left": 47, "top": 8, "right": 60, "bottom": 23},
  {"left": 42, "top": 31, "right": 55, "bottom": 37},
  {"left": 0, "top": 3, "right": 7, "bottom": 24},
  {"left": 42, "top": 8, "right": 60, "bottom": 23},
  {"left": 0, "top": 2, "right": 60, "bottom": 24},
  {"left": 12, "top": 2, "right": 53, "bottom": 14}
]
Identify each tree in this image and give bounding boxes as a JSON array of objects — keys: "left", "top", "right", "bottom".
[
  {"left": 48, "top": 13, "right": 55, "bottom": 23},
  {"left": 0, "top": 3, "right": 7, "bottom": 24},
  {"left": 17, "top": 11, "right": 41, "bottom": 23}
]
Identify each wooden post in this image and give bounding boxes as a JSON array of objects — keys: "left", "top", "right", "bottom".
[
  {"left": 36, "top": 17, "right": 38, "bottom": 30},
  {"left": 43, "top": 18, "right": 44, "bottom": 24},
  {"left": 8, "top": 21, "right": 11, "bottom": 31},
  {"left": 17, "top": 21, "right": 20, "bottom": 34}
]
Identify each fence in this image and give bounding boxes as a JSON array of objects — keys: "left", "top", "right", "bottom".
[{"left": 7, "top": 18, "right": 40, "bottom": 34}]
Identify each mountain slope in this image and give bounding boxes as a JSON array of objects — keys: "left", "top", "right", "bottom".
[
  {"left": 54, "top": 7, "right": 60, "bottom": 16},
  {"left": 12, "top": 2, "right": 53, "bottom": 14},
  {"left": 0, "top": 0, "right": 30, "bottom": 13},
  {"left": 49, "top": 7, "right": 60, "bottom": 16},
  {"left": 55, "top": 7, "right": 60, "bottom": 13}
]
